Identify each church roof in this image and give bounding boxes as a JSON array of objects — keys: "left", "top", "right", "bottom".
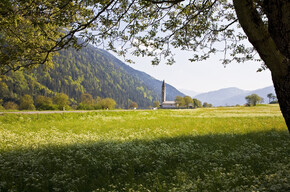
[{"left": 162, "top": 101, "right": 176, "bottom": 104}]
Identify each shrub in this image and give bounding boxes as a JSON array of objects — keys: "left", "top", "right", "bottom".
[
  {"left": 19, "top": 95, "right": 35, "bottom": 110},
  {"left": 35, "top": 95, "right": 56, "bottom": 110},
  {"left": 98, "top": 98, "right": 116, "bottom": 109},
  {"left": 53, "top": 93, "right": 70, "bottom": 110},
  {"left": 77, "top": 103, "right": 94, "bottom": 110},
  {"left": 129, "top": 101, "right": 138, "bottom": 109},
  {"left": 153, "top": 101, "right": 160, "bottom": 108},
  {"left": 0, "top": 99, "right": 4, "bottom": 110},
  {"left": 4, "top": 101, "right": 19, "bottom": 110}
]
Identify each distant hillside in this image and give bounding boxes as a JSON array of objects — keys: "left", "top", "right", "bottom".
[
  {"left": 97, "top": 50, "right": 184, "bottom": 101},
  {"left": 179, "top": 89, "right": 199, "bottom": 97},
  {"left": 0, "top": 45, "right": 184, "bottom": 108},
  {"left": 195, "top": 86, "right": 276, "bottom": 106},
  {"left": 226, "top": 86, "right": 276, "bottom": 106}
]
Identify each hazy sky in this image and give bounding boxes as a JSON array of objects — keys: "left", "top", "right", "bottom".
[
  {"left": 87, "top": 7, "right": 274, "bottom": 94},
  {"left": 110, "top": 49, "right": 274, "bottom": 93}
]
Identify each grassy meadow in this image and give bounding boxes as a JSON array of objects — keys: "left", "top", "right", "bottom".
[{"left": 0, "top": 105, "right": 289, "bottom": 191}]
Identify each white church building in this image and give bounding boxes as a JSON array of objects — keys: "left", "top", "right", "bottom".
[{"left": 160, "top": 80, "right": 177, "bottom": 109}]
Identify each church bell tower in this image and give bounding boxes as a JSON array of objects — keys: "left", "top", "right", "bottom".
[{"left": 162, "top": 80, "right": 166, "bottom": 103}]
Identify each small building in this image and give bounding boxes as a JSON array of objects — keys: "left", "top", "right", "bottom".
[
  {"left": 161, "top": 101, "right": 177, "bottom": 109},
  {"left": 188, "top": 103, "right": 193, "bottom": 109},
  {"left": 160, "top": 80, "right": 177, "bottom": 109}
]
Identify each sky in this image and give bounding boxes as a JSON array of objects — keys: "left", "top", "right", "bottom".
[
  {"left": 110, "top": 49, "right": 274, "bottom": 94},
  {"left": 86, "top": 3, "right": 274, "bottom": 94}
]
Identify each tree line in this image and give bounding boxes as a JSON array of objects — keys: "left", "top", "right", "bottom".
[
  {"left": 149, "top": 93, "right": 278, "bottom": 109},
  {"left": 245, "top": 93, "right": 278, "bottom": 106},
  {"left": 0, "top": 93, "right": 117, "bottom": 111},
  {"left": 175, "top": 96, "right": 213, "bottom": 108},
  {"left": 0, "top": 90, "right": 280, "bottom": 111},
  {"left": 152, "top": 96, "right": 212, "bottom": 109}
]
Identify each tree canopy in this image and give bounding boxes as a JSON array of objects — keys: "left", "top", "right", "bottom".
[
  {"left": 53, "top": 93, "right": 69, "bottom": 110},
  {"left": 153, "top": 101, "right": 160, "bottom": 108},
  {"left": 19, "top": 94, "right": 35, "bottom": 110},
  {"left": 99, "top": 98, "right": 116, "bottom": 109},
  {"left": 184, "top": 96, "right": 193, "bottom": 108},
  {"left": 0, "top": 0, "right": 87, "bottom": 74},
  {"left": 175, "top": 96, "right": 185, "bottom": 108},
  {"left": 129, "top": 101, "right": 138, "bottom": 109},
  {"left": 245, "top": 94, "right": 261, "bottom": 106},
  {"left": 0, "top": 0, "right": 265, "bottom": 74},
  {"left": 267, "top": 93, "right": 276, "bottom": 104},
  {"left": 192, "top": 98, "right": 202, "bottom": 108}
]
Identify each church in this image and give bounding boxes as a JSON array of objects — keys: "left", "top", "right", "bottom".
[{"left": 160, "top": 80, "right": 177, "bottom": 109}]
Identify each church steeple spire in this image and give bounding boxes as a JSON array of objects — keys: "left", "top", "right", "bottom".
[{"left": 162, "top": 80, "right": 166, "bottom": 103}]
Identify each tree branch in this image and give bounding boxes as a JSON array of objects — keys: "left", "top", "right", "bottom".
[{"left": 233, "top": 0, "right": 287, "bottom": 77}]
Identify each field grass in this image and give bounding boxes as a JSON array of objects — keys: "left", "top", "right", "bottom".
[{"left": 0, "top": 105, "right": 289, "bottom": 191}]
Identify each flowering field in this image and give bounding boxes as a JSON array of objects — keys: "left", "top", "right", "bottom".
[{"left": 0, "top": 105, "right": 289, "bottom": 191}]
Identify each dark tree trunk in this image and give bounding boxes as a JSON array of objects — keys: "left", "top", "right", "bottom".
[
  {"left": 233, "top": 0, "right": 290, "bottom": 132},
  {"left": 262, "top": 0, "right": 290, "bottom": 132},
  {"left": 272, "top": 67, "right": 290, "bottom": 132}
]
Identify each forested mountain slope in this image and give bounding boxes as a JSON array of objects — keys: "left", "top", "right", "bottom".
[
  {"left": 0, "top": 45, "right": 184, "bottom": 108},
  {"left": 99, "top": 50, "right": 185, "bottom": 101}
]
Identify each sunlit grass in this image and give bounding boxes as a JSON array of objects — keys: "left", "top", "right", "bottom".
[{"left": 0, "top": 105, "right": 289, "bottom": 191}]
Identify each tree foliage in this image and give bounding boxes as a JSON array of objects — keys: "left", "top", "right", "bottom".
[
  {"left": 129, "top": 101, "right": 138, "bottom": 109},
  {"left": 192, "top": 98, "right": 202, "bottom": 108},
  {"left": 98, "top": 98, "right": 116, "bottom": 110},
  {"left": 35, "top": 95, "right": 55, "bottom": 110},
  {"left": 19, "top": 95, "right": 35, "bottom": 110},
  {"left": 175, "top": 96, "right": 185, "bottom": 108},
  {"left": 80, "top": 93, "right": 94, "bottom": 105},
  {"left": 267, "top": 93, "right": 277, "bottom": 104},
  {"left": 153, "top": 101, "right": 160, "bottom": 108},
  {"left": 0, "top": 0, "right": 94, "bottom": 75},
  {"left": 184, "top": 96, "right": 193, "bottom": 108},
  {"left": 0, "top": 99, "right": 3, "bottom": 110},
  {"left": 203, "top": 102, "right": 209, "bottom": 108},
  {"left": 78, "top": 93, "right": 95, "bottom": 109},
  {"left": 245, "top": 94, "right": 261, "bottom": 106},
  {"left": 202, "top": 102, "right": 212, "bottom": 108},
  {"left": 4, "top": 101, "right": 18, "bottom": 110},
  {"left": 0, "top": 0, "right": 261, "bottom": 74},
  {"left": 53, "top": 93, "right": 69, "bottom": 110},
  {"left": 175, "top": 96, "right": 205, "bottom": 108}
]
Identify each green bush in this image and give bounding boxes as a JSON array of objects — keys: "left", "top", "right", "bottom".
[
  {"left": 4, "top": 101, "right": 18, "bottom": 110},
  {"left": 98, "top": 98, "right": 116, "bottom": 110},
  {"left": 35, "top": 95, "right": 56, "bottom": 110},
  {"left": 77, "top": 103, "right": 94, "bottom": 110},
  {"left": 53, "top": 93, "right": 70, "bottom": 110},
  {"left": 19, "top": 95, "right": 35, "bottom": 110}
]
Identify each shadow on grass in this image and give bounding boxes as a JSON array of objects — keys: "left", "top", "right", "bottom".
[{"left": 0, "top": 130, "right": 289, "bottom": 192}]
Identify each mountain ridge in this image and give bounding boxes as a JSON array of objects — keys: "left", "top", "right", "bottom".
[
  {"left": 96, "top": 48, "right": 184, "bottom": 101},
  {"left": 194, "top": 86, "right": 275, "bottom": 106},
  {"left": 179, "top": 89, "right": 199, "bottom": 97}
]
